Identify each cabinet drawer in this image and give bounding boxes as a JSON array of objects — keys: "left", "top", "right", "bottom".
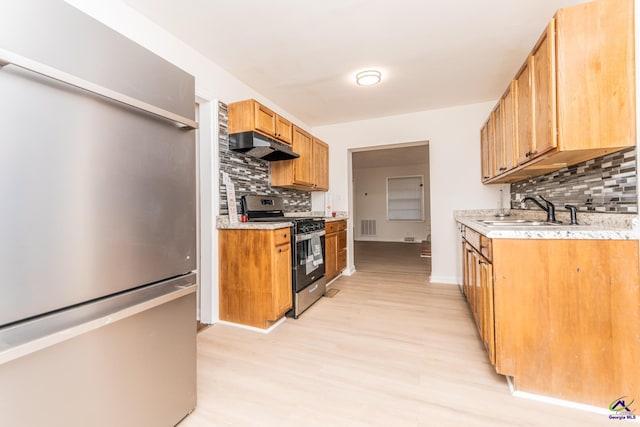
[
  {"left": 463, "top": 227, "right": 492, "bottom": 261},
  {"left": 480, "top": 235, "right": 492, "bottom": 261},
  {"left": 273, "top": 228, "right": 291, "bottom": 247},
  {"left": 326, "top": 220, "right": 346, "bottom": 234}
]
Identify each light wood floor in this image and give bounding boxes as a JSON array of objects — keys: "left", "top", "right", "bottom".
[{"left": 180, "top": 243, "right": 605, "bottom": 426}]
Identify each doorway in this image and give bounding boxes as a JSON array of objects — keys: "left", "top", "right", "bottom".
[{"left": 351, "top": 143, "right": 431, "bottom": 275}]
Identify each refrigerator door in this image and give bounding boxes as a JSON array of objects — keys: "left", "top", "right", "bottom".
[
  {"left": 0, "top": 274, "right": 197, "bottom": 427},
  {"left": 0, "top": 64, "right": 196, "bottom": 327}
]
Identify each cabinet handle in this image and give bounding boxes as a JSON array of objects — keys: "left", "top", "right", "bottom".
[
  {"left": 283, "top": 234, "right": 287, "bottom": 239},
  {"left": 525, "top": 151, "right": 531, "bottom": 157},
  {"left": 499, "top": 166, "right": 507, "bottom": 171}
]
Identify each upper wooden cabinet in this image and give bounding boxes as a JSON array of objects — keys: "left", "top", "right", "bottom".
[
  {"left": 271, "top": 126, "right": 330, "bottom": 191},
  {"left": 482, "top": 0, "right": 635, "bottom": 183},
  {"left": 312, "top": 137, "right": 329, "bottom": 191},
  {"left": 228, "top": 99, "right": 293, "bottom": 145},
  {"left": 229, "top": 98, "right": 331, "bottom": 191}
]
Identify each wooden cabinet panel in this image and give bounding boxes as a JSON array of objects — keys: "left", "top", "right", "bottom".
[
  {"left": 500, "top": 83, "right": 516, "bottom": 174},
  {"left": 480, "top": 121, "right": 492, "bottom": 182},
  {"left": 325, "top": 220, "right": 347, "bottom": 282},
  {"left": 219, "top": 228, "right": 292, "bottom": 329},
  {"left": 275, "top": 115, "right": 293, "bottom": 145},
  {"left": 530, "top": 21, "right": 557, "bottom": 158},
  {"left": 325, "top": 232, "right": 338, "bottom": 282},
  {"left": 491, "top": 104, "right": 503, "bottom": 177},
  {"left": 254, "top": 102, "right": 276, "bottom": 136},
  {"left": 515, "top": 59, "right": 533, "bottom": 165},
  {"left": 492, "top": 238, "right": 640, "bottom": 407},
  {"left": 312, "top": 138, "right": 329, "bottom": 191},
  {"left": 292, "top": 126, "right": 314, "bottom": 186},
  {"left": 556, "top": 0, "right": 635, "bottom": 151}
]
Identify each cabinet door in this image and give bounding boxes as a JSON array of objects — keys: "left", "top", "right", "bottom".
[
  {"left": 275, "top": 115, "right": 293, "bottom": 145},
  {"left": 500, "top": 83, "right": 516, "bottom": 174},
  {"left": 254, "top": 102, "right": 277, "bottom": 136},
  {"left": 479, "top": 259, "right": 495, "bottom": 365},
  {"left": 312, "top": 138, "right": 329, "bottom": 191},
  {"left": 325, "top": 232, "right": 338, "bottom": 281},
  {"left": 491, "top": 104, "right": 503, "bottom": 177},
  {"left": 480, "top": 121, "right": 492, "bottom": 182},
  {"left": 515, "top": 59, "right": 533, "bottom": 165},
  {"left": 337, "top": 229, "right": 347, "bottom": 273},
  {"left": 272, "top": 243, "right": 292, "bottom": 319},
  {"left": 464, "top": 243, "right": 476, "bottom": 310},
  {"left": 292, "top": 126, "right": 314, "bottom": 186},
  {"left": 531, "top": 21, "right": 557, "bottom": 158},
  {"left": 473, "top": 251, "right": 483, "bottom": 331}
]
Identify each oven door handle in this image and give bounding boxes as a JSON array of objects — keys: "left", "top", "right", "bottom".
[{"left": 295, "top": 230, "right": 326, "bottom": 243}]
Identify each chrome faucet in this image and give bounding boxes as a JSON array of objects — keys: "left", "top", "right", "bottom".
[{"left": 521, "top": 196, "right": 558, "bottom": 223}]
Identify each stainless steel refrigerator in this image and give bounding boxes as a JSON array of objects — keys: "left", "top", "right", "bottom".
[{"left": 0, "top": 1, "right": 198, "bottom": 425}]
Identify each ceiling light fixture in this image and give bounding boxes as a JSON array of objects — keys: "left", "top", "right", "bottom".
[{"left": 355, "top": 70, "right": 382, "bottom": 86}]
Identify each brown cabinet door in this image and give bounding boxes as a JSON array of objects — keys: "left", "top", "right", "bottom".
[
  {"left": 312, "top": 138, "right": 329, "bottom": 191},
  {"left": 479, "top": 259, "right": 495, "bottom": 365},
  {"left": 292, "top": 126, "right": 314, "bottom": 186},
  {"left": 325, "top": 232, "right": 338, "bottom": 281},
  {"left": 515, "top": 59, "right": 533, "bottom": 165},
  {"left": 491, "top": 105, "right": 503, "bottom": 177},
  {"left": 530, "top": 21, "right": 557, "bottom": 158},
  {"left": 275, "top": 115, "right": 293, "bottom": 145},
  {"left": 480, "top": 122, "right": 492, "bottom": 182},
  {"left": 500, "top": 83, "right": 516, "bottom": 174},
  {"left": 254, "top": 102, "right": 276, "bottom": 136},
  {"left": 272, "top": 242, "right": 292, "bottom": 319}
]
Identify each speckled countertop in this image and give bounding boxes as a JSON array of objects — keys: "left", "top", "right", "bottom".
[
  {"left": 217, "top": 211, "right": 348, "bottom": 230},
  {"left": 455, "top": 209, "right": 639, "bottom": 240}
]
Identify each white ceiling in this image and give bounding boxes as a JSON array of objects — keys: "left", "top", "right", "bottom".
[{"left": 122, "top": 0, "right": 587, "bottom": 127}]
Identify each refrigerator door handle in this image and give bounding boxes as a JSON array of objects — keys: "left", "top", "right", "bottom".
[
  {"left": 0, "top": 47, "right": 198, "bottom": 130},
  {"left": 0, "top": 273, "right": 197, "bottom": 365}
]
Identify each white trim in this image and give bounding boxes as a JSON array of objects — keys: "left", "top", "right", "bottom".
[
  {"left": 428, "top": 275, "right": 458, "bottom": 285},
  {"left": 195, "top": 97, "right": 217, "bottom": 324},
  {"left": 506, "top": 376, "right": 639, "bottom": 421},
  {"left": 216, "top": 318, "right": 287, "bottom": 334},
  {"left": 343, "top": 266, "right": 356, "bottom": 276}
]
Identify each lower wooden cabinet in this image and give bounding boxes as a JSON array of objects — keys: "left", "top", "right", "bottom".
[
  {"left": 219, "top": 227, "right": 292, "bottom": 329},
  {"left": 460, "top": 223, "right": 640, "bottom": 407},
  {"left": 461, "top": 229, "right": 495, "bottom": 365},
  {"left": 325, "top": 220, "right": 347, "bottom": 282}
]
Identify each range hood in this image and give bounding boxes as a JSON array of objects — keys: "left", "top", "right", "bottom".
[{"left": 228, "top": 131, "right": 299, "bottom": 161}]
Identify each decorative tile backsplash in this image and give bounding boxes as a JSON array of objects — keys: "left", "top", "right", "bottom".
[
  {"left": 218, "top": 101, "right": 311, "bottom": 215},
  {"left": 510, "top": 147, "right": 637, "bottom": 213}
]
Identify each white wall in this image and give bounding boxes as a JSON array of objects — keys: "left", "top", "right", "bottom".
[
  {"left": 312, "top": 103, "right": 510, "bottom": 284},
  {"left": 354, "top": 163, "right": 430, "bottom": 242}
]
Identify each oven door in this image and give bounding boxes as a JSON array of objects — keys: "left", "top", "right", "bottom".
[{"left": 294, "top": 230, "right": 325, "bottom": 293}]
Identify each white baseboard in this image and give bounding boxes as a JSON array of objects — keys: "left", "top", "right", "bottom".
[
  {"left": 505, "top": 376, "right": 638, "bottom": 421},
  {"left": 428, "top": 275, "right": 458, "bottom": 285},
  {"left": 216, "top": 317, "right": 286, "bottom": 334}
]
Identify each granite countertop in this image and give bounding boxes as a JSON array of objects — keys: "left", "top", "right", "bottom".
[
  {"left": 217, "top": 212, "right": 348, "bottom": 230},
  {"left": 455, "top": 209, "right": 639, "bottom": 240}
]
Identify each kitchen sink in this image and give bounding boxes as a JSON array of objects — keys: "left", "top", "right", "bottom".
[{"left": 478, "top": 219, "right": 562, "bottom": 227}]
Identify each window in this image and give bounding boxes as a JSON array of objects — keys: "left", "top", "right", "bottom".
[{"left": 387, "top": 176, "right": 424, "bottom": 221}]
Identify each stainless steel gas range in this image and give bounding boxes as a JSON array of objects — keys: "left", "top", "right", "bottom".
[{"left": 240, "top": 195, "right": 326, "bottom": 317}]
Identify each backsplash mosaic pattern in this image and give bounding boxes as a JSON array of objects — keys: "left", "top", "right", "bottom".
[
  {"left": 510, "top": 147, "right": 637, "bottom": 213},
  {"left": 218, "top": 101, "right": 311, "bottom": 215}
]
